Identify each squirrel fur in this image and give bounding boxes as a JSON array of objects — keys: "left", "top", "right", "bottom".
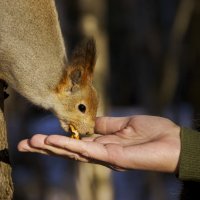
[{"left": 0, "top": 0, "right": 98, "bottom": 135}]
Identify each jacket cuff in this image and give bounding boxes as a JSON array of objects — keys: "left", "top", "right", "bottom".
[{"left": 178, "top": 127, "right": 200, "bottom": 182}]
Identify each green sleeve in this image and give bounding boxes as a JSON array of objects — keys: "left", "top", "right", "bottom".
[{"left": 178, "top": 127, "right": 200, "bottom": 181}]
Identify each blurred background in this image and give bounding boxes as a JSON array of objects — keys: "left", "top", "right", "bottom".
[{"left": 4, "top": 0, "right": 200, "bottom": 199}]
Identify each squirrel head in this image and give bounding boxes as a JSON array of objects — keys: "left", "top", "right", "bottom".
[{"left": 53, "top": 39, "right": 99, "bottom": 136}]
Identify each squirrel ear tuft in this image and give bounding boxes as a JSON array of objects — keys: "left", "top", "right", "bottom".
[
  {"left": 84, "top": 38, "right": 96, "bottom": 74},
  {"left": 70, "top": 38, "right": 96, "bottom": 75}
]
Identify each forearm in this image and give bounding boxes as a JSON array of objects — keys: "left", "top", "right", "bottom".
[{"left": 178, "top": 127, "right": 200, "bottom": 181}]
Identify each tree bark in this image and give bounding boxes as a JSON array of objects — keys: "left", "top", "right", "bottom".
[{"left": 0, "top": 80, "right": 13, "bottom": 200}]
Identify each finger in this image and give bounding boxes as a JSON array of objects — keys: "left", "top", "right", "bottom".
[
  {"left": 82, "top": 134, "right": 100, "bottom": 142},
  {"left": 95, "top": 116, "right": 130, "bottom": 135},
  {"left": 29, "top": 134, "right": 89, "bottom": 161},
  {"left": 18, "top": 136, "right": 89, "bottom": 162},
  {"left": 82, "top": 134, "right": 120, "bottom": 144},
  {"left": 42, "top": 145, "right": 89, "bottom": 162},
  {"left": 45, "top": 135, "right": 110, "bottom": 162},
  {"left": 94, "top": 135, "right": 124, "bottom": 145},
  {"left": 18, "top": 139, "right": 31, "bottom": 152},
  {"left": 22, "top": 134, "right": 49, "bottom": 149},
  {"left": 18, "top": 139, "right": 50, "bottom": 155},
  {"left": 32, "top": 134, "right": 48, "bottom": 146}
]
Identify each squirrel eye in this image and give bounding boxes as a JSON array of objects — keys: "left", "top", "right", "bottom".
[{"left": 78, "top": 104, "right": 86, "bottom": 113}]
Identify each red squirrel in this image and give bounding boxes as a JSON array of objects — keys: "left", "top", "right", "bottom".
[{"left": 0, "top": 0, "right": 98, "bottom": 138}]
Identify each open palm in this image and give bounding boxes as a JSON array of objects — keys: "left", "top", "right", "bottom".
[{"left": 18, "top": 115, "right": 181, "bottom": 173}]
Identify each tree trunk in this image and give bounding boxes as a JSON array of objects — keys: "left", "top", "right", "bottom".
[{"left": 0, "top": 80, "right": 13, "bottom": 200}]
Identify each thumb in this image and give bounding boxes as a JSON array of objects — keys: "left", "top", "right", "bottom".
[{"left": 94, "top": 116, "right": 130, "bottom": 135}]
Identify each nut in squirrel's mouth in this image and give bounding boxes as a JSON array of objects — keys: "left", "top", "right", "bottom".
[{"left": 69, "top": 125, "right": 80, "bottom": 140}]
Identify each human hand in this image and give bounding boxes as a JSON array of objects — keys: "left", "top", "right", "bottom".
[{"left": 18, "top": 115, "right": 181, "bottom": 172}]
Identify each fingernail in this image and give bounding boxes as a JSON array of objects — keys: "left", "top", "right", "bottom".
[{"left": 18, "top": 144, "right": 30, "bottom": 152}]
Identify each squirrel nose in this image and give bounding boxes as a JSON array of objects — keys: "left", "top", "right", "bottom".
[{"left": 79, "top": 126, "right": 94, "bottom": 136}]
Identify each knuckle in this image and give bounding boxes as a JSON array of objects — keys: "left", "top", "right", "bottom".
[{"left": 30, "top": 134, "right": 44, "bottom": 147}]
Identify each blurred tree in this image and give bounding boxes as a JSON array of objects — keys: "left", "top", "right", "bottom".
[{"left": 158, "top": 0, "right": 195, "bottom": 113}]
